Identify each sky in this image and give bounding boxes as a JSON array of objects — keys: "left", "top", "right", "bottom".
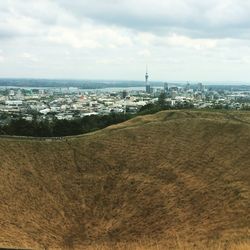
[{"left": 1, "top": 0, "right": 250, "bottom": 82}]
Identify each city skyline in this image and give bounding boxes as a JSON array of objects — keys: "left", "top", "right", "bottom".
[{"left": 1, "top": 1, "right": 250, "bottom": 81}]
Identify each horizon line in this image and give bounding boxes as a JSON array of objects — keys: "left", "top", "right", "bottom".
[{"left": 0, "top": 77, "right": 250, "bottom": 85}]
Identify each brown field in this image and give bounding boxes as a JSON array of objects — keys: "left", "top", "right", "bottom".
[{"left": 0, "top": 110, "right": 249, "bottom": 249}]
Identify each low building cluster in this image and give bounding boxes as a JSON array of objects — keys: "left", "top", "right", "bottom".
[
  {"left": 161, "top": 82, "right": 250, "bottom": 110},
  {"left": 0, "top": 83, "right": 250, "bottom": 125},
  {"left": 0, "top": 87, "right": 150, "bottom": 124}
]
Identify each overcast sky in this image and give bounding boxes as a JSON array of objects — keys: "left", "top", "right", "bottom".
[{"left": 1, "top": 0, "right": 250, "bottom": 82}]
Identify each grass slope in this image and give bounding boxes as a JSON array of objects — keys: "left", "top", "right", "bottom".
[{"left": 0, "top": 110, "right": 249, "bottom": 249}]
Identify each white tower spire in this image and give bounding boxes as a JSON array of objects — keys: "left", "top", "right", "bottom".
[{"left": 145, "top": 65, "right": 150, "bottom": 93}]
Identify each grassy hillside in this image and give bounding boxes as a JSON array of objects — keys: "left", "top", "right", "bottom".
[{"left": 0, "top": 110, "right": 249, "bottom": 249}]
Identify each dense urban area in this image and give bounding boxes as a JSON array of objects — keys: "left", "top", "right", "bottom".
[{"left": 0, "top": 79, "right": 250, "bottom": 137}]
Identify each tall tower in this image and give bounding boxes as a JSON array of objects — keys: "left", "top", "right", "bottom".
[{"left": 145, "top": 66, "right": 150, "bottom": 93}]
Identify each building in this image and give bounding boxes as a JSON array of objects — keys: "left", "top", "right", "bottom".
[
  {"left": 122, "top": 90, "right": 128, "bottom": 99},
  {"left": 164, "top": 82, "right": 169, "bottom": 92},
  {"left": 197, "top": 82, "right": 206, "bottom": 92},
  {"left": 5, "top": 100, "right": 23, "bottom": 106},
  {"left": 185, "top": 82, "right": 191, "bottom": 91}
]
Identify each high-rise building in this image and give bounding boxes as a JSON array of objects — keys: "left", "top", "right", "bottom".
[
  {"left": 145, "top": 66, "right": 151, "bottom": 93},
  {"left": 164, "top": 82, "right": 169, "bottom": 92},
  {"left": 122, "top": 90, "right": 128, "bottom": 99},
  {"left": 185, "top": 82, "right": 191, "bottom": 91},
  {"left": 197, "top": 82, "right": 205, "bottom": 92}
]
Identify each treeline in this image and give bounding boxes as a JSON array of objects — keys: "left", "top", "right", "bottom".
[
  {"left": 139, "top": 92, "right": 194, "bottom": 115},
  {"left": 0, "top": 113, "right": 133, "bottom": 137}
]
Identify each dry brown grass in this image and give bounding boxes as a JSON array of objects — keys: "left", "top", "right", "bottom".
[
  {"left": 1, "top": 241, "right": 250, "bottom": 250},
  {"left": 83, "top": 240, "right": 250, "bottom": 250},
  {"left": 0, "top": 110, "right": 249, "bottom": 249}
]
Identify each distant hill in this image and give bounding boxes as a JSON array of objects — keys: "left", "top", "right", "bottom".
[
  {"left": 1, "top": 78, "right": 250, "bottom": 91},
  {"left": 0, "top": 110, "right": 249, "bottom": 249},
  {"left": 0, "top": 78, "right": 159, "bottom": 89}
]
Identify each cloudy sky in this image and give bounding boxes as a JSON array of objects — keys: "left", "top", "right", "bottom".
[{"left": 1, "top": 0, "right": 250, "bottom": 82}]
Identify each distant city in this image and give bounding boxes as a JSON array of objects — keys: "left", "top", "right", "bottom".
[{"left": 0, "top": 74, "right": 250, "bottom": 126}]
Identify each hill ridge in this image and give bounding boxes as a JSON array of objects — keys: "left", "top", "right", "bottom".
[{"left": 0, "top": 110, "right": 249, "bottom": 249}]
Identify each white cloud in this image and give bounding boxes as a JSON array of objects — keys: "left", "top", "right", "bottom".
[
  {"left": 47, "top": 23, "right": 133, "bottom": 49},
  {"left": 138, "top": 49, "right": 151, "bottom": 57},
  {"left": 0, "top": 50, "right": 4, "bottom": 63},
  {"left": 57, "top": 0, "right": 250, "bottom": 38},
  {"left": 166, "top": 34, "right": 218, "bottom": 50},
  {"left": 21, "top": 52, "right": 39, "bottom": 62},
  {"left": 47, "top": 26, "right": 101, "bottom": 49},
  {"left": 0, "top": 0, "right": 250, "bottom": 81}
]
